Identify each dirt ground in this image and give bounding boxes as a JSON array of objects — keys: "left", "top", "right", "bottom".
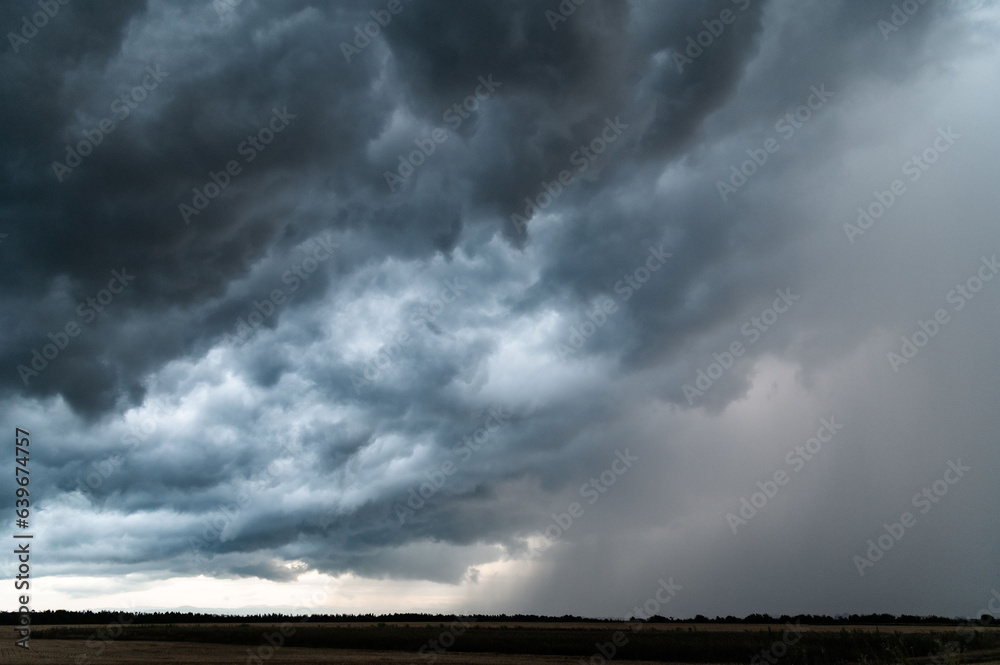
[
  {"left": 9, "top": 624, "right": 1000, "bottom": 665},
  {"left": 0, "top": 639, "right": 680, "bottom": 665}
]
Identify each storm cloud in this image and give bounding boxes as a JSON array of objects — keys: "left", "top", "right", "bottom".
[{"left": 1, "top": 0, "right": 999, "bottom": 617}]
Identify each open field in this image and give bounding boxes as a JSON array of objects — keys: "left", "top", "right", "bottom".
[
  {"left": 13, "top": 623, "right": 1000, "bottom": 664},
  {"left": 1, "top": 641, "right": 679, "bottom": 665},
  {"left": 9, "top": 640, "right": 999, "bottom": 665}
]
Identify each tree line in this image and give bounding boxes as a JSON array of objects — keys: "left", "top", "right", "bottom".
[{"left": 0, "top": 610, "right": 993, "bottom": 626}]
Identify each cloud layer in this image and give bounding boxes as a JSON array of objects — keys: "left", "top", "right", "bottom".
[{"left": 2, "top": 0, "right": 999, "bottom": 616}]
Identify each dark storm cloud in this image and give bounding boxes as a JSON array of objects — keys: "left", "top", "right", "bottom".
[
  {"left": 0, "top": 0, "right": 803, "bottom": 412},
  {"left": 1, "top": 0, "right": 998, "bottom": 617}
]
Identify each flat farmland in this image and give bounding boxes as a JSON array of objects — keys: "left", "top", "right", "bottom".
[
  {"left": 12, "top": 623, "right": 1000, "bottom": 664},
  {"left": 273, "top": 621, "right": 1000, "bottom": 633},
  {"left": 0, "top": 640, "right": 679, "bottom": 665}
]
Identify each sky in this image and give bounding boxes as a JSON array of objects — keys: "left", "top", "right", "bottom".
[{"left": 1, "top": 0, "right": 999, "bottom": 620}]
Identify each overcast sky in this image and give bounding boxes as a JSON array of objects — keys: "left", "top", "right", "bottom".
[{"left": 2, "top": 0, "right": 999, "bottom": 619}]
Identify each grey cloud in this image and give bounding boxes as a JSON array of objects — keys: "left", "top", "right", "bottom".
[{"left": 1, "top": 0, "right": 998, "bottom": 617}]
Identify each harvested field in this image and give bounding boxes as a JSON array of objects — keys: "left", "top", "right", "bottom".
[
  {"left": 15, "top": 623, "right": 1000, "bottom": 664},
  {"left": 0, "top": 640, "right": 678, "bottom": 665}
]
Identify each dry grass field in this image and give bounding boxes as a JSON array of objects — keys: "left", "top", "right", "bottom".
[
  {"left": 299, "top": 622, "right": 1000, "bottom": 634},
  {"left": 0, "top": 640, "right": 678, "bottom": 665},
  {"left": 9, "top": 624, "right": 1000, "bottom": 664}
]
